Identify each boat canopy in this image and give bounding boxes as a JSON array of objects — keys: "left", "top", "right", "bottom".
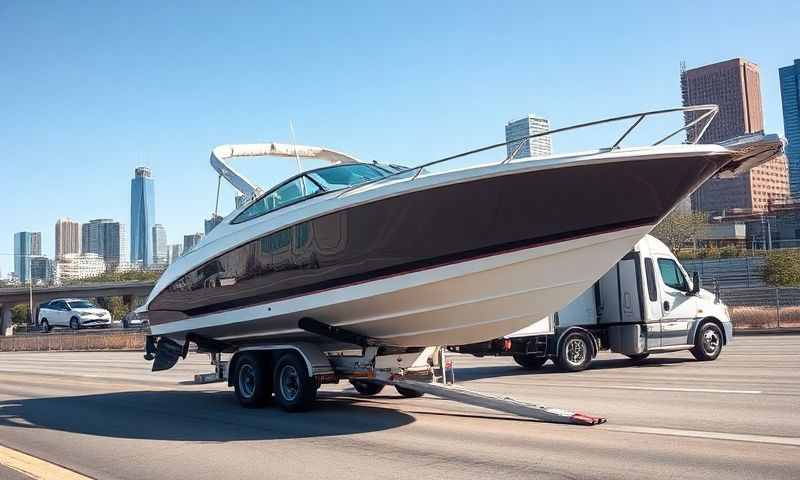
[{"left": 211, "top": 142, "right": 363, "bottom": 197}]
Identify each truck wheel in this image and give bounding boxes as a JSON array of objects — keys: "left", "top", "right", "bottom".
[
  {"left": 350, "top": 380, "right": 385, "bottom": 396},
  {"left": 395, "top": 386, "right": 423, "bottom": 398},
  {"left": 41, "top": 320, "right": 50, "bottom": 333},
  {"left": 557, "top": 332, "right": 593, "bottom": 372},
  {"left": 625, "top": 353, "right": 650, "bottom": 362},
  {"left": 274, "top": 352, "right": 317, "bottom": 412},
  {"left": 513, "top": 354, "right": 547, "bottom": 370},
  {"left": 70, "top": 317, "right": 80, "bottom": 330},
  {"left": 233, "top": 353, "right": 272, "bottom": 408},
  {"left": 691, "top": 323, "right": 723, "bottom": 361}
]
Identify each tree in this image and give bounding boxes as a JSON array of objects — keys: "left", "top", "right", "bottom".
[
  {"left": 651, "top": 211, "right": 708, "bottom": 252},
  {"left": 764, "top": 249, "right": 800, "bottom": 287}
]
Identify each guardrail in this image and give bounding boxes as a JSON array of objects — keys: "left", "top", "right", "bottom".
[{"left": 0, "top": 328, "right": 146, "bottom": 352}]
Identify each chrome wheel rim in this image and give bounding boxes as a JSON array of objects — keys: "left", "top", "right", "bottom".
[
  {"left": 703, "top": 329, "right": 720, "bottom": 355},
  {"left": 280, "top": 365, "right": 300, "bottom": 402},
  {"left": 566, "top": 338, "right": 586, "bottom": 366},
  {"left": 239, "top": 364, "right": 256, "bottom": 398}
]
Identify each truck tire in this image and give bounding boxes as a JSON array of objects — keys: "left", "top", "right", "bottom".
[
  {"left": 233, "top": 352, "right": 272, "bottom": 408},
  {"left": 274, "top": 352, "right": 317, "bottom": 412},
  {"left": 625, "top": 353, "right": 650, "bottom": 362},
  {"left": 395, "top": 386, "right": 423, "bottom": 398},
  {"left": 691, "top": 322, "right": 723, "bottom": 361},
  {"left": 350, "top": 380, "right": 385, "bottom": 396},
  {"left": 41, "top": 319, "right": 50, "bottom": 333},
  {"left": 513, "top": 354, "right": 547, "bottom": 370},
  {"left": 557, "top": 332, "right": 593, "bottom": 372}
]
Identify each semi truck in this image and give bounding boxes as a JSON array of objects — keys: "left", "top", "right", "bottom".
[{"left": 449, "top": 235, "right": 733, "bottom": 372}]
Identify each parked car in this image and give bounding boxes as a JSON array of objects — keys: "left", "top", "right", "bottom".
[
  {"left": 38, "top": 298, "right": 112, "bottom": 331},
  {"left": 122, "top": 311, "right": 149, "bottom": 329}
]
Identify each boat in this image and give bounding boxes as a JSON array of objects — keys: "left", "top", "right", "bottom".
[{"left": 140, "top": 105, "right": 784, "bottom": 353}]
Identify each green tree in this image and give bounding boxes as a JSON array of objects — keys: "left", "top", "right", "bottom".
[
  {"left": 764, "top": 249, "right": 800, "bottom": 287},
  {"left": 11, "top": 304, "right": 31, "bottom": 325},
  {"left": 651, "top": 211, "right": 708, "bottom": 253},
  {"left": 66, "top": 270, "right": 163, "bottom": 285}
]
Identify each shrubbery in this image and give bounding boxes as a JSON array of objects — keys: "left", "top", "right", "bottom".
[{"left": 764, "top": 249, "right": 800, "bottom": 287}]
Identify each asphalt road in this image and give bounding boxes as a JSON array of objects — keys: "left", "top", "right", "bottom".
[{"left": 0, "top": 335, "right": 797, "bottom": 479}]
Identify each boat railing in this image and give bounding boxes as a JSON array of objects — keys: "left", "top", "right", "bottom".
[{"left": 338, "top": 104, "right": 718, "bottom": 196}]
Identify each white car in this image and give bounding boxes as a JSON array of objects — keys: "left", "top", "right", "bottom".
[{"left": 38, "top": 298, "right": 112, "bottom": 331}]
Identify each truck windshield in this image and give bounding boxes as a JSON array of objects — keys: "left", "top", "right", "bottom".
[{"left": 67, "top": 300, "right": 96, "bottom": 309}]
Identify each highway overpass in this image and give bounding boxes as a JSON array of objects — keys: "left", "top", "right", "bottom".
[{"left": 0, "top": 282, "right": 155, "bottom": 336}]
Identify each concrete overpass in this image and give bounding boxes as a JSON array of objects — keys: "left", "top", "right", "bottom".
[{"left": 0, "top": 282, "right": 155, "bottom": 336}]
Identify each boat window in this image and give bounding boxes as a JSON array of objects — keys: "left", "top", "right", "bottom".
[
  {"left": 656, "top": 258, "right": 688, "bottom": 292},
  {"left": 235, "top": 176, "right": 321, "bottom": 223},
  {"left": 307, "top": 164, "right": 387, "bottom": 191}
]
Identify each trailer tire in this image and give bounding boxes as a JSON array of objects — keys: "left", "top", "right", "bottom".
[
  {"left": 350, "top": 380, "right": 385, "bottom": 396},
  {"left": 513, "top": 354, "right": 547, "bottom": 370},
  {"left": 233, "top": 353, "right": 272, "bottom": 408},
  {"left": 274, "top": 352, "right": 317, "bottom": 412},
  {"left": 557, "top": 332, "right": 593, "bottom": 372},
  {"left": 395, "top": 386, "right": 423, "bottom": 398},
  {"left": 625, "top": 353, "right": 650, "bottom": 362},
  {"left": 691, "top": 322, "right": 723, "bottom": 361}
]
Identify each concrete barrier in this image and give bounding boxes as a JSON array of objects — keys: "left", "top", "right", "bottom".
[{"left": 0, "top": 331, "right": 145, "bottom": 352}]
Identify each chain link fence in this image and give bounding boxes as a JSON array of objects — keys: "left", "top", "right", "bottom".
[
  {"left": 682, "top": 257, "right": 767, "bottom": 289},
  {"left": 720, "top": 287, "right": 800, "bottom": 330}
]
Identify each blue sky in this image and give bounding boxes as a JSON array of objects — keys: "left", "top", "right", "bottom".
[{"left": 1, "top": 1, "right": 798, "bottom": 275}]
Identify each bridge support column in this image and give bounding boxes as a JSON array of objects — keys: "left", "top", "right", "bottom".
[{"left": 1, "top": 304, "right": 12, "bottom": 337}]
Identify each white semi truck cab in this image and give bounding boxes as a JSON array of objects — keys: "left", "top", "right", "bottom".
[{"left": 450, "top": 235, "right": 733, "bottom": 371}]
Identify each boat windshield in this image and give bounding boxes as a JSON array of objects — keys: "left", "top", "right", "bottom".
[{"left": 307, "top": 164, "right": 387, "bottom": 191}]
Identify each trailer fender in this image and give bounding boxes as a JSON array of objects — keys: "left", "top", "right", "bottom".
[{"left": 555, "top": 327, "right": 598, "bottom": 359}]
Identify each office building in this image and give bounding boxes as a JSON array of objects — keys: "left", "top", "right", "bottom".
[
  {"left": 183, "top": 233, "right": 203, "bottom": 253},
  {"left": 205, "top": 214, "right": 223, "bottom": 234},
  {"left": 54, "top": 253, "right": 106, "bottom": 282},
  {"left": 167, "top": 244, "right": 183, "bottom": 264},
  {"left": 54, "top": 218, "right": 80, "bottom": 259},
  {"left": 682, "top": 58, "right": 790, "bottom": 214},
  {"left": 29, "top": 256, "right": 53, "bottom": 284},
  {"left": 82, "top": 219, "right": 128, "bottom": 266},
  {"left": 13, "top": 231, "right": 42, "bottom": 283},
  {"left": 152, "top": 224, "right": 168, "bottom": 265},
  {"left": 130, "top": 166, "right": 156, "bottom": 265},
  {"left": 505, "top": 115, "right": 552, "bottom": 159},
  {"left": 779, "top": 59, "right": 800, "bottom": 198}
]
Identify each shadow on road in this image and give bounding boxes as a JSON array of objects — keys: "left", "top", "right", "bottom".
[
  {"left": 454, "top": 356, "right": 694, "bottom": 382},
  {"left": 0, "top": 390, "right": 413, "bottom": 442}
]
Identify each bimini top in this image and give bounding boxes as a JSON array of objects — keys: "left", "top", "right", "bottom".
[{"left": 210, "top": 142, "right": 363, "bottom": 197}]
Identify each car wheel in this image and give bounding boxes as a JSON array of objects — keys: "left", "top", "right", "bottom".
[
  {"left": 513, "top": 354, "right": 547, "bottom": 370},
  {"left": 625, "top": 353, "right": 650, "bottom": 362},
  {"left": 395, "top": 386, "right": 423, "bottom": 398},
  {"left": 41, "top": 320, "right": 50, "bottom": 333},
  {"left": 70, "top": 317, "right": 80, "bottom": 330},
  {"left": 557, "top": 332, "right": 593, "bottom": 372},
  {"left": 691, "top": 323, "right": 723, "bottom": 361},
  {"left": 350, "top": 380, "right": 385, "bottom": 396}
]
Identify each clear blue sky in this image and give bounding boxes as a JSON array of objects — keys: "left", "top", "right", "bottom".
[{"left": 1, "top": 1, "right": 797, "bottom": 275}]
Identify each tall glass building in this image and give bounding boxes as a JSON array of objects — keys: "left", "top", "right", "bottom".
[
  {"left": 82, "top": 219, "right": 128, "bottom": 265},
  {"left": 13, "top": 231, "right": 42, "bottom": 283},
  {"left": 152, "top": 224, "right": 168, "bottom": 264},
  {"left": 505, "top": 115, "right": 552, "bottom": 160},
  {"left": 779, "top": 59, "right": 800, "bottom": 199},
  {"left": 130, "top": 167, "right": 155, "bottom": 265}
]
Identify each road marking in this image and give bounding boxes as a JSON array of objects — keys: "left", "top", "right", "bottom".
[
  {"left": 606, "top": 385, "right": 762, "bottom": 394},
  {"left": 0, "top": 444, "right": 92, "bottom": 480},
  {"left": 603, "top": 425, "right": 800, "bottom": 447}
]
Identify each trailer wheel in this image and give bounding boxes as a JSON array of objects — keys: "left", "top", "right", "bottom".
[
  {"left": 513, "top": 354, "right": 547, "bottom": 370},
  {"left": 350, "top": 380, "right": 385, "bottom": 396},
  {"left": 395, "top": 386, "right": 423, "bottom": 398},
  {"left": 625, "top": 353, "right": 650, "bottom": 362},
  {"left": 557, "top": 332, "right": 592, "bottom": 372},
  {"left": 274, "top": 352, "right": 317, "bottom": 412},
  {"left": 233, "top": 353, "right": 272, "bottom": 408},
  {"left": 691, "top": 322, "right": 723, "bottom": 361}
]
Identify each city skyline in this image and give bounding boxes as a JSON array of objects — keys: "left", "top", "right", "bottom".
[{"left": 1, "top": 2, "right": 799, "bottom": 274}]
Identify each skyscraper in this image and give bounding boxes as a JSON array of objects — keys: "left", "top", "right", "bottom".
[
  {"left": 183, "top": 233, "right": 203, "bottom": 253},
  {"left": 81, "top": 219, "right": 128, "bottom": 265},
  {"left": 130, "top": 166, "right": 155, "bottom": 265},
  {"left": 167, "top": 243, "right": 183, "bottom": 264},
  {"left": 13, "top": 231, "right": 42, "bottom": 283},
  {"left": 205, "top": 214, "right": 223, "bottom": 234},
  {"left": 682, "top": 58, "right": 790, "bottom": 214},
  {"left": 54, "top": 218, "right": 80, "bottom": 259},
  {"left": 152, "top": 224, "right": 168, "bottom": 264},
  {"left": 779, "top": 59, "right": 800, "bottom": 198},
  {"left": 505, "top": 115, "right": 552, "bottom": 159},
  {"left": 29, "top": 256, "right": 53, "bottom": 284}
]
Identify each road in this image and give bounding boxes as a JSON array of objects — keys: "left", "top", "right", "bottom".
[{"left": 0, "top": 335, "right": 797, "bottom": 479}]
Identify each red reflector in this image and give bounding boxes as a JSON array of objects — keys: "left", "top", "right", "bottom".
[{"left": 503, "top": 339, "right": 512, "bottom": 351}]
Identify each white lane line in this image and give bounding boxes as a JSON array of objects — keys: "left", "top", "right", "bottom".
[
  {"left": 0, "top": 444, "right": 92, "bottom": 479},
  {"left": 603, "top": 425, "right": 800, "bottom": 447}
]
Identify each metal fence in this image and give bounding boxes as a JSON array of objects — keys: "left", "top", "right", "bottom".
[
  {"left": 721, "top": 287, "right": 800, "bottom": 330},
  {"left": 682, "top": 257, "right": 766, "bottom": 289}
]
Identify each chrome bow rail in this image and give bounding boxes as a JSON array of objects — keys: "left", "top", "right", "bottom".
[{"left": 339, "top": 104, "right": 718, "bottom": 195}]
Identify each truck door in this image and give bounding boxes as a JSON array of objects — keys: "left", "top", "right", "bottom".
[{"left": 655, "top": 257, "right": 696, "bottom": 346}]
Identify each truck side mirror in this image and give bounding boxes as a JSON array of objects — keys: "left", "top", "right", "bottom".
[{"left": 691, "top": 272, "right": 701, "bottom": 294}]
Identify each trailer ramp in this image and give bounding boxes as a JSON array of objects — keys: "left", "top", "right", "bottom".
[{"left": 387, "top": 379, "right": 606, "bottom": 426}]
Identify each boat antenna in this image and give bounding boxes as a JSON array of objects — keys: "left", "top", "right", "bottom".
[
  {"left": 289, "top": 120, "right": 306, "bottom": 194},
  {"left": 214, "top": 174, "right": 222, "bottom": 217}
]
